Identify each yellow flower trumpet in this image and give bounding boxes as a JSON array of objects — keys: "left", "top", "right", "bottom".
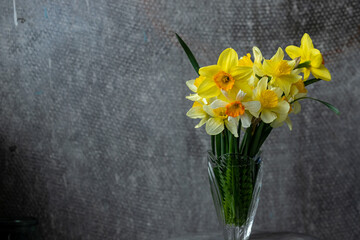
[{"left": 285, "top": 33, "right": 331, "bottom": 81}]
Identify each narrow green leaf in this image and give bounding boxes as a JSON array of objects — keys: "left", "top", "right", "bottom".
[
  {"left": 291, "top": 97, "right": 340, "bottom": 115},
  {"left": 304, "top": 78, "right": 321, "bottom": 86},
  {"left": 175, "top": 33, "right": 200, "bottom": 75}
]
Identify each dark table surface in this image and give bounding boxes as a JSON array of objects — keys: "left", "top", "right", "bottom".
[{"left": 167, "top": 232, "right": 320, "bottom": 240}]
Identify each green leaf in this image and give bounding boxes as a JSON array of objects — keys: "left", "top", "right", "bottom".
[
  {"left": 304, "top": 78, "right": 321, "bottom": 86},
  {"left": 175, "top": 33, "right": 200, "bottom": 75},
  {"left": 241, "top": 127, "right": 253, "bottom": 156},
  {"left": 291, "top": 97, "right": 340, "bottom": 115}
]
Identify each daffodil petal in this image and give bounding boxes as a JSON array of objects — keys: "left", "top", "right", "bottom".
[
  {"left": 287, "top": 59, "right": 298, "bottom": 69},
  {"left": 206, "top": 118, "right": 224, "bottom": 135},
  {"left": 310, "top": 49, "right": 322, "bottom": 68},
  {"left": 270, "top": 117, "right": 285, "bottom": 129},
  {"left": 197, "top": 78, "right": 220, "bottom": 98},
  {"left": 186, "top": 106, "right": 207, "bottom": 119},
  {"left": 220, "top": 89, "right": 232, "bottom": 101},
  {"left": 233, "top": 80, "right": 252, "bottom": 95},
  {"left": 271, "top": 47, "right": 284, "bottom": 62},
  {"left": 301, "top": 33, "right": 314, "bottom": 51},
  {"left": 242, "top": 101, "right": 261, "bottom": 117},
  {"left": 217, "top": 48, "right": 238, "bottom": 73},
  {"left": 186, "top": 94, "right": 202, "bottom": 101},
  {"left": 195, "top": 116, "right": 209, "bottom": 128},
  {"left": 199, "top": 65, "right": 221, "bottom": 78},
  {"left": 303, "top": 68, "right": 311, "bottom": 81},
  {"left": 311, "top": 65, "right": 331, "bottom": 81},
  {"left": 240, "top": 113, "right": 252, "bottom": 128},
  {"left": 261, "top": 110, "right": 277, "bottom": 123},
  {"left": 225, "top": 117, "right": 238, "bottom": 137},
  {"left": 262, "top": 59, "right": 276, "bottom": 74},
  {"left": 230, "top": 66, "right": 253, "bottom": 80},
  {"left": 285, "top": 117, "right": 293, "bottom": 130},
  {"left": 236, "top": 90, "right": 247, "bottom": 101},
  {"left": 270, "top": 87, "right": 283, "bottom": 98},
  {"left": 253, "top": 46, "right": 263, "bottom": 64},
  {"left": 285, "top": 45, "right": 302, "bottom": 59},
  {"left": 203, "top": 105, "right": 215, "bottom": 117},
  {"left": 211, "top": 99, "right": 228, "bottom": 109},
  {"left": 292, "top": 101, "right": 301, "bottom": 114},
  {"left": 186, "top": 80, "right": 197, "bottom": 92},
  {"left": 273, "top": 100, "right": 290, "bottom": 114},
  {"left": 275, "top": 75, "right": 302, "bottom": 96},
  {"left": 257, "top": 77, "right": 268, "bottom": 95}
]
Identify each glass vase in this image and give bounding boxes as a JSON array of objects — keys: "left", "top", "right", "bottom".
[{"left": 207, "top": 151, "right": 263, "bottom": 240}]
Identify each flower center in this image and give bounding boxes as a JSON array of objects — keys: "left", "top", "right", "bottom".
[
  {"left": 238, "top": 53, "right": 253, "bottom": 67},
  {"left": 274, "top": 60, "right": 292, "bottom": 76},
  {"left": 213, "top": 108, "right": 228, "bottom": 120},
  {"left": 260, "top": 90, "right": 278, "bottom": 109},
  {"left": 213, "top": 71, "right": 235, "bottom": 91},
  {"left": 225, "top": 101, "right": 245, "bottom": 117}
]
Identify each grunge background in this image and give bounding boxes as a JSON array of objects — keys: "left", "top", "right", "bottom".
[{"left": 0, "top": 0, "right": 359, "bottom": 239}]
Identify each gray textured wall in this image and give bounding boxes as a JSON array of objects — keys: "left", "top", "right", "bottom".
[{"left": 0, "top": 0, "right": 359, "bottom": 239}]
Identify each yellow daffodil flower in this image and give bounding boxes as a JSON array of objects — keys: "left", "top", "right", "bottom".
[
  {"left": 197, "top": 48, "right": 252, "bottom": 99},
  {"left": 263, "top": 47, "right": 302, "bottom": 96},
  {"left": 237, "top": 47, "right": 264, "bottom": 87},
  {"left": 202, "top": 104, "right": 239, "bottom": 137},
  {"left": 252, "top": 77, "right": 290, "bottom": 124},
  {"left": 210, "top": 89, "right": 261, "bottom": 129},
  {"left": 273, "top": 80, "right": 308, "bottom": 130},
  {"left": 185, "top": 76, "right": 212, "bottom": 128},
  {"left": 185, "top": 75, "right": 207, "bottom": 103},
  {"left": 285, "top": 33, "right": 331, "bottom": 81},
  {"left": 288, "top": 80, "right": 308, "bottom": 114},
  {"left": 186, "top": 101, "right": 210, "bottom": 129}
]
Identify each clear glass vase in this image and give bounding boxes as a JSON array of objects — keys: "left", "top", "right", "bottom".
[{"left": 208, "top": 151, "right": 263, "bottom": 240}]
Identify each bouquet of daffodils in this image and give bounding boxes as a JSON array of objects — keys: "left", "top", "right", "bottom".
[
  {"left": 178, "top": 33, "right": 338, "bottom": 158},
  {"left": 177, "top": 34, "right": 339, "bottom": 235}
]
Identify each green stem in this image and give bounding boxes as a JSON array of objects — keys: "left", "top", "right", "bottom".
[
  {"left": 228, "top": 129, "right": 235, "bottom": 154},
  {"left": 236, "top": 122, "right": 242, "bottom": 153},
  {"left": 221, "top": 131, "right": 226, "bottom": 156},
  {"left": 304, "top": 78, "right": 321, "bottom": 86},
  {"left": 249, "top": 122, "right": 264, "bottom": 157},
  {"left": 242, "top": 127, "right": 253, "bottom": 157}
]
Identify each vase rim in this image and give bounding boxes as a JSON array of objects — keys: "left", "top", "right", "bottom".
[
  {"left": 207, "top": 150, "right": 262, "bottom": 158},
  {"left": 207, "top": 150, "right": 262, "bottom": 167}
]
